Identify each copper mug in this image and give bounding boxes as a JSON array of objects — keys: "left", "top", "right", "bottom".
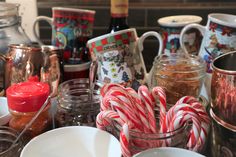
[
  {"left": 211, "top": 51, "right": 236, "bottom": 126},
  {"left": 0, "top": 44, "right": 61, "bottom": 97}
]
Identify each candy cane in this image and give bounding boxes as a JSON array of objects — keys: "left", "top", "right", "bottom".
[
  {"left": 125, "top": 87, "right": 151, "bottom": 133},
  {"left": 100, "top": 83, "right": 125, "bottom": 97},
  {"left": 138, "top": 86, "right": 156, "bottom": 133},
  {"left": 120, "top": 123, "right": 131, "bottom": 157},
  {"left": 103, "top": 94, "right": 143, "bottom": 132},
  {"left": 96, "top": 110, "right": 125, "bottom": 130},
  {"left": 151, "top": 86, "right": 167, "bottom": 131}
]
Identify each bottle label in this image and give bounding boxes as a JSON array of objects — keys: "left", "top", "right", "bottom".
[{"left": 111, "top": 0, "right": 128, "bottom": 17}]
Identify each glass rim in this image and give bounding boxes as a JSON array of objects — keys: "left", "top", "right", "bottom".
[
  {"left": 154, "top": 54, "right": 206, "bottom": 74},
  {"left": 0, "top": 126, "right": 21, "bottom": 155},
  {"left": 114, "top": 121, "right": 188, "bottom": 139}
]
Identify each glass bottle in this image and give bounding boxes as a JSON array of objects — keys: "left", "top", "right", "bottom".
[
  {"left": 0, "top": 2, "right": 31, "bottom": 90},
  {"left": 107, "top": 0, "right": 129, "bottom": 33}
]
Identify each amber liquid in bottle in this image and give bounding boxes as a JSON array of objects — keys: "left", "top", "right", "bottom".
[{"left": 107, "top": 0, "right": 129, "bottom": 33}]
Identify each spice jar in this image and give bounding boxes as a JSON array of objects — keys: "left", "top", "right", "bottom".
[
  {"left": 150, "top": 53, "right": 206, "bottom": 105},
  {"left": 6, "top": 81, "right": 51, "bottom": 141},
  {"left": 56, "top": 78, "right": 100, "bottom": 127}
]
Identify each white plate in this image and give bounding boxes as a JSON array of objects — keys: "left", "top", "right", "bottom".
[
  {"left": 20, "top": 126, "right": 121, "bottom": 157},
  {"left": 133, "top": 147, "right": 205, "bottom": 157}
]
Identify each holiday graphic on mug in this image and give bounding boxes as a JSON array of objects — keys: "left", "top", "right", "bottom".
[
  {"left": 99, "top": 45, "right": 133, "bottom": 85},
  {"left": 202, "top": 22, "right": 236, "bottom": 73}
]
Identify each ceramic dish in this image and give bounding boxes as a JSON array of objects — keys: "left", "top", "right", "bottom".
[
  {"left": 20, "top": 126, "right": 121, "bottom": 157},
  {"left": 133, "top": 147, "right": 205, "bottom": 157},
  {"left": 0, "top": 97, "right": 11, "bottom": 126}
]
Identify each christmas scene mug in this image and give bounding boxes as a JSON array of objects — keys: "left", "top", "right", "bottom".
[
  {"left": 180, "top": 13, "right": 236, "bottom": 100},
  {"left": 158, "top": 15, "right": 202, "bottom": 55},
  {"left": 87, "top": 28, "right": 163, "bottom": 89},
  {"left": 33, "top": 7, "right": 95, "bottom": 64}
]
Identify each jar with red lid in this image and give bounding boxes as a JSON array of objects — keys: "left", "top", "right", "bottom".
[{"left": 6, "top": 81, "right": 51, "bottom": 141}]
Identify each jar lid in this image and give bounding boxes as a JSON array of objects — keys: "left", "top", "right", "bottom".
[
  {"left": 158, "top": 15, "right": 202, "bottom": 27},
  {"left": 6, "top": 82, "right": 50, "bottom": 112}
]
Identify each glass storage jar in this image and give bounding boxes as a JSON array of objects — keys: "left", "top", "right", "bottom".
[
  {"left": 0, "top": 3, "right": 31, "bottom": 90},
  {"left": 56, "top": 78, "right": 100, "bottom": 127},
  {"left": 112, "top": 121, "right": 190, "bottom": 156},
  {"left": 0, "top": 126, "right": 24, "bottom": 157},
  {"left": 150, "top": 53, "right": 206, "bottom": 105},
  {"left": 6, "top": 81, "right": 51, "bottom": 141}
]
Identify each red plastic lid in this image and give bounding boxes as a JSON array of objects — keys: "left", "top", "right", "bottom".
[{"left": 6, "top": 82, "right": 50, "bottom": 112}]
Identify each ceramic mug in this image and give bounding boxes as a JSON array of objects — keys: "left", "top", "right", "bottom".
[
  {"left": 87, "top": 28, "right": 163, "bottom": 89},
  {"left": 32, "top": 7, "right": 95, "bottom": 80},
  {"left": 180, "top": 13, "right": 236, "bottom": 73},
  {"left": 158, "top": 15, "right": 202, "bottom": 55},
  {"left": 33, "top": 7, "right": 95, "bottom": 46}
]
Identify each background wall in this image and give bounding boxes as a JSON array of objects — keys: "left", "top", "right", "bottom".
[
  {"left": 0, "top": 0, "right": 234, "bottom": 70},
  {"left": 35, "top": 0, "right": 236, "bottom": 70}
]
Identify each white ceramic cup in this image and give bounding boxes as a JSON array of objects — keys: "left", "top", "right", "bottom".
[
  {"left": 180, "top": 13, "right": 236, "bottom": 100},
  {"left": 87, "top": 28, "right": 163, "bottom": 89}
]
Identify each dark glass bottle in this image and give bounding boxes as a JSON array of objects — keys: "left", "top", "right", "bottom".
[{"left": 107, "top": 0, "right": 129, "bottom": 33}]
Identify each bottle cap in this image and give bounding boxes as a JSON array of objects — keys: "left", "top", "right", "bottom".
[{"left": 6, "top": 81, "right": 50, "bottom": 112}]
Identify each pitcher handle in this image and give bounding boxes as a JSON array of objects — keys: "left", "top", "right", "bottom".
[
  {"left": 137, "top": 31, "right": 163, "bottom": 86},
  {"left": 33, "top": 16, "right": 53, "bottom": 45},
  {"left": 180, "top": 23, "right": 206, "bottom": 55}
]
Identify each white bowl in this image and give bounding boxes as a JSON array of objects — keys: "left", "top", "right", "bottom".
[
  {"left": 0, "top": 97, "right": 11, "bottom": 126},
  {"left": 20, "top": 126, "right": 121, "bottom": 157},
  {"left": 133, "top": 147, "right": 205, "bottom": 157}
]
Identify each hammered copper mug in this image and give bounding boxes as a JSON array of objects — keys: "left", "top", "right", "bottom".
[
  {"left": 211, "top": 51, "right": 236, "bottom": 126},
  {"left": 0, "top": 44, "right": 61, "bottom": 97}
]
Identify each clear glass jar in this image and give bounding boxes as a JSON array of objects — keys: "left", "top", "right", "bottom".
[
  {"left": 150, "top": 53, "right": 206, "bottom": 105},
  {"left": 56, "top": 78, "right": 100, "bottom": 127},
  {"left": 0, "top": 3, "right": 31, "bottom": 89},
  {"left": 0, "top": 126, "right": 24, "bottom": 157},
  {"left": 6, "top": 81, "right": 51, "bottom": 141},
  {"left": 113, "top": 122, "right": 190, "bottom": 156}
]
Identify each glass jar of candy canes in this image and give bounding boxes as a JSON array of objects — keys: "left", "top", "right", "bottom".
[
  {"left": 55, "top": 78, "right": 101, "bottom": 127},
  {"left": 112, "top": 121, "right": 190, "bottom": 156}
]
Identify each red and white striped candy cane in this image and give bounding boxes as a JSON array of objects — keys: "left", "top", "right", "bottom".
[
  {"left": 138, "top": 85, "right": 156, "bottom": 133},
  {"left": 166, "top": 107, "right": 201, "bottom": 149},
  {"left": 107, "top": 95, "right": 144, "bottom": 132},
  {"left": 164, "top": 102, "right": 210, "bottom": 152},
  {"left": 175, "top": 96, "right": 197, "bottom": 105},
  {"left": 126, "top": 87, "right": 151, "bottom": 133},
  {"left": 96, "top": 110, "right": 125, "bottom": 130},
  {"left": 120, "top": 123, "right": 131, "bottom": 157},
  {"left": 151, "top": 86, "right": 167, "bottom": 131},
  {"left": 100, "top": 83, "right": 125, "bottom": 97}
]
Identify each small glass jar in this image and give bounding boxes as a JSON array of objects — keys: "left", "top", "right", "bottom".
[
  {"left": 56, "top": 78, "right": 100, "bottom": 127},
  {"left": 6, "top": 81, "right": 51, "bottom": 141},
  {"left": 151, "top": 53, "right": 206, "bottom": 105},
  {"left": 113, "top": 122, "right": 190, "bottom": 156},
  {"left": 0, "top": 126, "right": 24, "bottom": 157}
]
